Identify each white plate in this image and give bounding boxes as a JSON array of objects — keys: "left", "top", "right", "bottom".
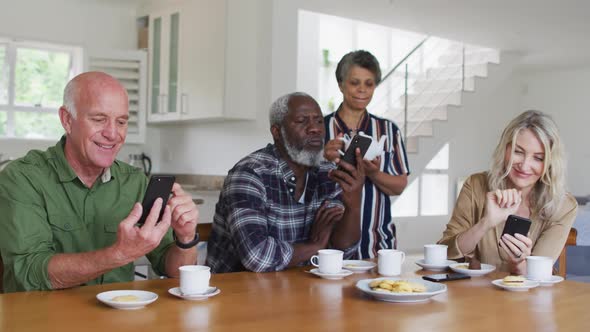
[
  {"left": 343, "top": 260, "right": 377, "bottom": 273},
  {"left": 309, "top": 268, "right": 353, "bottom": 280},
  {"left": 415, "top": 259, "right": 456, "bottom": 272},
  {"left": 168, "top": 287, "right": 220, "bottom": 301},
  {"left": 449, "top": 263, "right": 496, "bottom": 277},
  {"left": 356, "top": 277, "right": 447, "bottom": 303},
  {"left": 491, "top": 279, "right": 540, "bottom": 292},
  {"left": 96, "top": 290, "right": 158, "bottom": 310},
  {"left": 527, "top": 275, "right": 564, "bottom": 286}
]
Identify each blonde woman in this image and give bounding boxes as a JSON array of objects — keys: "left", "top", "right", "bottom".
[{"left": 438, "top": 110, "right": 577, "bottom": 274}]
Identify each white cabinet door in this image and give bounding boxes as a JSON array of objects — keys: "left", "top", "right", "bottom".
[
  {"left": 176, "top": 0, "right": 226, "bottom": 121},
  {"left": 147, "top": 0, "right": 257, "bottom": 123},
  {"left": 148, "top": 8, "right": 181, "bottom": 122}
]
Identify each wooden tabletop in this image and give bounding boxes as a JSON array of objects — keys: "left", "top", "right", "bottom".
[{"left": 1, "top": 265, "right": 590, "bottom": 332}]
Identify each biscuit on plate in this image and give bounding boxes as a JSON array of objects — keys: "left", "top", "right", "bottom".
[{"left": 502, "top": 275, "right": 525, "bottom": 286}]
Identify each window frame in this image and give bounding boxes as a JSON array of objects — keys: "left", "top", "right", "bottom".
[{"left": 0, "top": 37, "right": 83, "bottom": 139}]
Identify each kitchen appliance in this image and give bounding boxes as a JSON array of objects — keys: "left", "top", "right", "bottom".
[{"left": 128, "top": 153, "right": 152, "bottom": 176}]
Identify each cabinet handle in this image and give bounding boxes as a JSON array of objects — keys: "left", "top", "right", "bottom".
[{"left": 181, "top": 93, "right": 188, "bottom": 114}]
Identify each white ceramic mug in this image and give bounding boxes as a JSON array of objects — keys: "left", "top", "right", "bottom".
[
  {"left": 377, "top": 249, "right": 406, "bottom": 276},
  {"left": 526, "top": 256, "right": 553, "bottom": 281},
  {"left": 310, "top": 249, "right": 343, "bottom": 274},
  {"left": 179, "top": 265, "right": 211, "bottom": 295},
  {"left": 424, "top": 244, "right": 448, "bottom": 265}
]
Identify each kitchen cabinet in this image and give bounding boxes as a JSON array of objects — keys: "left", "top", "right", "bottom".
[{"left": 147, "top": 0, "right": 253, "bottom": 123}]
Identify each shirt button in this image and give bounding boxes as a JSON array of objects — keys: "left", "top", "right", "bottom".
[
  {"left": 64, "top": 223, "right": 72, "bottom": 230},
  {"left": 289, "top": 189, "right": 294, "bottom": 192},
  {"left": 290, "top": 177, "right": 295, "bottom": 181}
]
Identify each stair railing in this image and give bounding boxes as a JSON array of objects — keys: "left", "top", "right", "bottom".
[{"left": 375, "top": 37, "right": 471, "bottom": 144}]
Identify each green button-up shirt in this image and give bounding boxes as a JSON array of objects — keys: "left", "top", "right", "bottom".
[{"left": 0, "top": 137, "right": 174, "bottom": 292}]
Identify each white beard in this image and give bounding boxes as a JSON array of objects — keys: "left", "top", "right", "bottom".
[{"left": 280, "top": 127, "right": 325, "bottom": 167}]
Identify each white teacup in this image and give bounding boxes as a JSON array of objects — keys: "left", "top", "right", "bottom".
[
  {"left": 378, "top": 249, "right": 406, "bottom": 276},
  {"left": 526, "top": 256, "right": 553, "bottom": 281},
  {"left": 310, "top": 249, "right": 343, "bottom": 274},
  {"left": 179, "top": 265, "right": 211, "bottom": 295},
  {"left": 424, "top": 244, "right": 448, "bottom": 265}
]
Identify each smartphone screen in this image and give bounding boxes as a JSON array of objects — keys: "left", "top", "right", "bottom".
[
  {"left": 339, "top": 135, "right": 372, "bottom": 167},
  {"left": 501, "top": 215, "right": 532, "bottom": 237},
  {"left": 137, "top": 175, "right": 176, "bottom": 226},
  {"left": 423, "top": 273, "right": 471, "bottom": 282}
]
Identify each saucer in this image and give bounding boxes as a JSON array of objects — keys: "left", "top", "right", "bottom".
[
  {"left": 415, "top": 259, "right": 456, "bottom": 272},
  {"left": 449, "top": 263, "right": 496, "bottom": 277},
  {"left": 492, "top": 279, "right": 539, "bottom": 292},
  {"left": 168, "top": 287, "right": 220, "bottom": 301},
  {"left": 309, "top": 268, "right": 353, "bottom": 280},
  {"left": 527, "top": 275, "right": 564, "bottom": 286},
  {"left": 343, "top": 260, "right": 377, "bottom": 273},
  {"left": 96, "top": 290, "right": 158, "bottom": 310}
]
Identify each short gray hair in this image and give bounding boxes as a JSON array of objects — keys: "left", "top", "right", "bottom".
[
  {"left": 62, "top": 78, "right": 78, "bottom": 119},
  {"left": 269, "top": 92, "right": 313, "bottom": 126},
  {"left": 335, "top": 50, "right": 382, "bottom": 85}
]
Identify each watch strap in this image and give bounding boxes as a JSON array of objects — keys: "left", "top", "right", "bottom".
[{"left": 173, "top": 231, "right": 200, "bottom": 249}]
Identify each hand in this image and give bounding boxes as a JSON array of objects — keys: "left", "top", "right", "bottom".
[
  {"left": 168, "top": 183, "right": 199, "bottom": 243},
  {"left": 483, "top": 189, "right": 522, "bottom": 228},
  {"left": 112, "top": 199, "right": 171, "bottom": 262},
  {"left": 499, "top": 233, "right": 532, "bottom": 264},
  {"left": 361, "top": 156, "right": 381, "bottom": 178},
  {"left": 324, "top": 134, "right": 345, "bottom": 163},
  {"left": 329, "top": 148, "right": 366, "bottom": 208},
  {"left": 309, "top": 202, "right": 344, "bottom": 246}
]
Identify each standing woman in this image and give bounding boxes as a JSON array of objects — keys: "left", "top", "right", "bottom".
[
  {"left": 324, "top": 50, "right": 410, "bottom": 259},
  {"left": 438, "top": 111, "right": 577, "bottom": 274}
]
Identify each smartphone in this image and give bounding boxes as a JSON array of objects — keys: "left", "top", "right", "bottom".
[
  {"left": 136, "top": 175, "right": 176, "bottom": 226},
  {"left": 339, "top": 134, "right": 372, "bottom": 167},
  {"left": 501, "top": 215, "right": 532, "bottom": 237},
  {"left": 423, "top": 273, "right": 471, "bottom": 282}
]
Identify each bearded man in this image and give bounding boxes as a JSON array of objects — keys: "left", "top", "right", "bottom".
[{"left": 206, "top": 92, "right": 365, "bottom": 273}]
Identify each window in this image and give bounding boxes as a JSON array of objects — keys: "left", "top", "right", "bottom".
[
  {"left": 0, "top": 38, "right": 83, "bottom": 139},
  {"left": 392, "top": 143, "right": 450, "bottom": 217}
]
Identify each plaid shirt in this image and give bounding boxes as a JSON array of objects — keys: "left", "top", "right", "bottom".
[{"left": 206, "top": 144, "right": 358, "bottom": 273}]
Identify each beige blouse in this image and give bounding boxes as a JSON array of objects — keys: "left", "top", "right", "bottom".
[{"left": 438, "top": 172, "right": 578, "bottom": 272}]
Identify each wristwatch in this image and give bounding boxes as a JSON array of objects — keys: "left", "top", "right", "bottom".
[{"left": 173, "top": 231, "right": 200, "bottom": 249}]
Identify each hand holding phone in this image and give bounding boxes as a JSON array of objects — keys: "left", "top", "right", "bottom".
[
  {"left": 423, "top": 273, "right": 471, "bottom": 282},
  {"left": 338, "top": 134, "right": 372, "bottom": 168},
  {"left": 137, "top": 175, "right": 176, "bottom": 226},
  {"left": 501, "top": 215, "right": 532, "bottom": 237}
]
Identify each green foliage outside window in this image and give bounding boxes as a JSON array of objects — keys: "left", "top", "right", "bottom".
[
  {"left": 15, "top": 48, "right": 70, "bottom": 108},
  {"left": 14, "top": 111, "right": 63, "bottom": 138}
]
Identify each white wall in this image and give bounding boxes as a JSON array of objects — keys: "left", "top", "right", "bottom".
[
  {"left": 0, "top": 0, "right": 139, "bottom": 53},
  {"left": 0, "top": 0, "right": 143, "bottom": 159},
  {"left": 520, "top": 66, "right": 590, "bottom": 196}
]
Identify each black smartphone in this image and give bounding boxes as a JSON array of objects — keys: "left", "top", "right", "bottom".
[
  {"left": 137, "top": 175, "right": 176, "bottom": 226},
  {"left": 501, "top": 215, "right": 532, "bottom": 237},
  {"left": 339, "top": 135, "right": 372, "bottom": 167},
  {"left": 423, "top": 273, "right": 471, "bottom": 282}
]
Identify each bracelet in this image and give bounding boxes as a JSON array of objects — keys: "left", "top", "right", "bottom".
[{"left": 173, "top": 231, "right": 200, "bottom": 249}]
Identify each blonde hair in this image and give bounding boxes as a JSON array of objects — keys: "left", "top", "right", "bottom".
[{"left": 488, "top": 110, "right": 566, "bottom": 220}]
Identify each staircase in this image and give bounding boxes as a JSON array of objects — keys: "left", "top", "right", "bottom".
[{"left": 371, "top": 38, "right": 500, "bottom": 154}]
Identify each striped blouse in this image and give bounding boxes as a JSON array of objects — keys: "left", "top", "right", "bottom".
[{"left": 325, "top": 110, "right": 410, "bottom": 258}]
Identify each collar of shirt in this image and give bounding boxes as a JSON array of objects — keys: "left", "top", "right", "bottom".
[
  {"left": 334, "top": 104, "right": 369, "bottom": 135},
  {"left": 270, "top": 144, "right": 319, "bottom": 201},
  {"left": 49, "top": 135, "right": 113, "bottom": 185}
]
